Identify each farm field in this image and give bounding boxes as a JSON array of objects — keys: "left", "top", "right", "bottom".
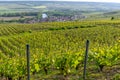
[
  {"left": 0, "top": 20, "right": 120, "bottom": 80},
  {"left": 0, "top": 16, "right": 35, "bottom": 21}
]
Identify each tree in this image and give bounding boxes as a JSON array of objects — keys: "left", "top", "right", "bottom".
[{"left": 111, "top": 17, "right": 114, "bottom": 20}]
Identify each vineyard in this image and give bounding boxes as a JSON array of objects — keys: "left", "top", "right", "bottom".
[{"left": 0, "top": 20, "right": 120, "bottom": 80}]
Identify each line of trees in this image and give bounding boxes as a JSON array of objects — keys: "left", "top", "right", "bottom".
[{"left": 0, "top": 12, "right": 39, "bottom": 17}]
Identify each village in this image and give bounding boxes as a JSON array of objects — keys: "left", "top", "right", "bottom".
[{"left": 26, "top": 13, "right": 86, "bottom": 23}]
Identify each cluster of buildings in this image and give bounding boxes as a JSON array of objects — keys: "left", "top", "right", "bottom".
[
  {"left": 26, "top": 13, "right": 87, "bottom": 23},
  {"left": 40, "top": 14, "right": 86, "bottom": 22}
]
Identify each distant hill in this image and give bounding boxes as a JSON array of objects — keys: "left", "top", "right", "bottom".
[
  {"left": 87, "top": 10, "right": 120, "bottom": 20},
  {"left": 0, "top": 1, "right": 120, "bottom": 14},
  {"left": 1, "top": 1, "right": 120, "bottom": 21}
]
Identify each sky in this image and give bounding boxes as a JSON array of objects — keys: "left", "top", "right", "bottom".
[
  {"left": 0, "top": 0, "right": 120, "bottom": 3},
  {"left": 53, "top": 0, "right": 120, "bottom": 3}
]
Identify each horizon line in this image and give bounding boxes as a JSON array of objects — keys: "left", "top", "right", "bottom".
[{"left": 0, "top": 0, "right": 120, "bottom": 3}]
